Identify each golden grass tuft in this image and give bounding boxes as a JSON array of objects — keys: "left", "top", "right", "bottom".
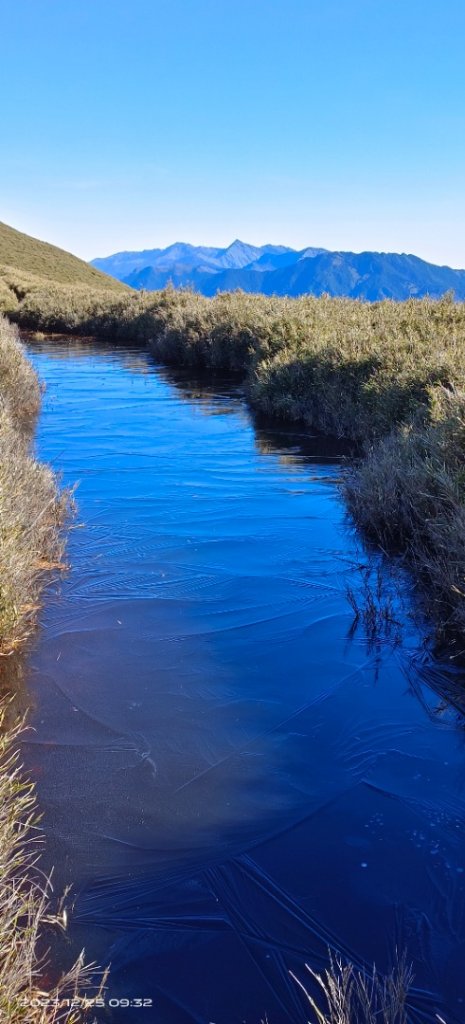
[{"left": 290, "top": 953, "right": 413, "bottom": 1024}]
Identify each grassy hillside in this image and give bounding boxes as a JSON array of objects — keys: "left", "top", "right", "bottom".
[{"left": 0, "top": 220, "right": 125, "bottom": 292}]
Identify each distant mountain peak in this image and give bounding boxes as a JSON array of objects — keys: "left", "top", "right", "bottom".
[{"left": 91, "top": 242, "right": 465, "bottom": 302}]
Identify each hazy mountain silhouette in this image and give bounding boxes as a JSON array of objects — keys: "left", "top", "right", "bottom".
[{"left": 91, "top": 242, "right": 465, "bottom": 300}]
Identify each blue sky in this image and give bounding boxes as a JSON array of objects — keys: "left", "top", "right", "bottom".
[{"left": 2, "top": 0, "right": 465, "bottom": 264}]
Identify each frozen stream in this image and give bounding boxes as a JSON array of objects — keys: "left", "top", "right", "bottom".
[{"left": 20, "top": 337, "right": 465, "bottom": 1024}]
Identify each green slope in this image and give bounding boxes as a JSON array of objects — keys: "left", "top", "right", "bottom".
[{"left": 0, "top": 220, "right": 125, "bottom": 291}]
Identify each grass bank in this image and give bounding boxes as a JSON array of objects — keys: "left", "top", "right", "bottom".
[
  {"left": 6, "top": 274, "right": 465, "bottom": 649},
  {"left": 0, "top": 316, "right": 68, "bottom": 654},
  {"left": 0, "top": 318, "right": 102, "bottom": 1018}
]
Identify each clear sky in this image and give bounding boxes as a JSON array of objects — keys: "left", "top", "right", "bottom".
[{"left": 2, "top": 0, "right": 465, "bottom": 265}]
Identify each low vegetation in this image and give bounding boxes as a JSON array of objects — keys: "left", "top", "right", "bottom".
[
  {"left": 344, "top": 388, "right": 465, "bottom": 646},
  {"left": 0, "top": 316, "right": 69, "bottom": 654},
  {"left": 290, "top": 954, "right": 413, "bottom": 1024},
  {"left": 4, "top": 272, "right": 465, "bottom": 648}
]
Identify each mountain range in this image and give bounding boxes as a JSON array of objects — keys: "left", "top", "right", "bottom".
[{"left": 91, "top": 240, "right": 465, "bottom": 301}]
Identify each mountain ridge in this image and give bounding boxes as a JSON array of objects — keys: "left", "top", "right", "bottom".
[{"left": 91, "top": 241, "right": 465, "bottom": 301}]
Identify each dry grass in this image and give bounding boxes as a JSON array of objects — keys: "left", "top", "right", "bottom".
[
  {"left": 0, "top": 315, "right": 41, "bottom": 427},
  {"left": 0, "top": 316, "right": 103, "bottom": 1018},
  {"left": 344, "top": 388, "right": 465, "bottom": 647},
  {"left": 0, "top": 409, "right": 69, "bottom": 652},
  {"left": 0, "top": 316, "right": 69, "bottom": 653},
  {"left": 289, "top": 954, "right": 413, "bottom": 1024},
  {"left": 9, "top": 280, "right": 465, "bottom": 439},
  {"left": 0, "top": 704, "right": 105, "bottom": 1022}
]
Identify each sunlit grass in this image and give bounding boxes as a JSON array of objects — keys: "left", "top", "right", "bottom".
[
  {"left": 0, "top": 316, "right": 70, "bottom": 653},
  {"left": 0, "top": 220, "right": 124, "bottom": 294},
  {"left": 289, "top": 954, "right": 413, "bottom": 1024}
]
